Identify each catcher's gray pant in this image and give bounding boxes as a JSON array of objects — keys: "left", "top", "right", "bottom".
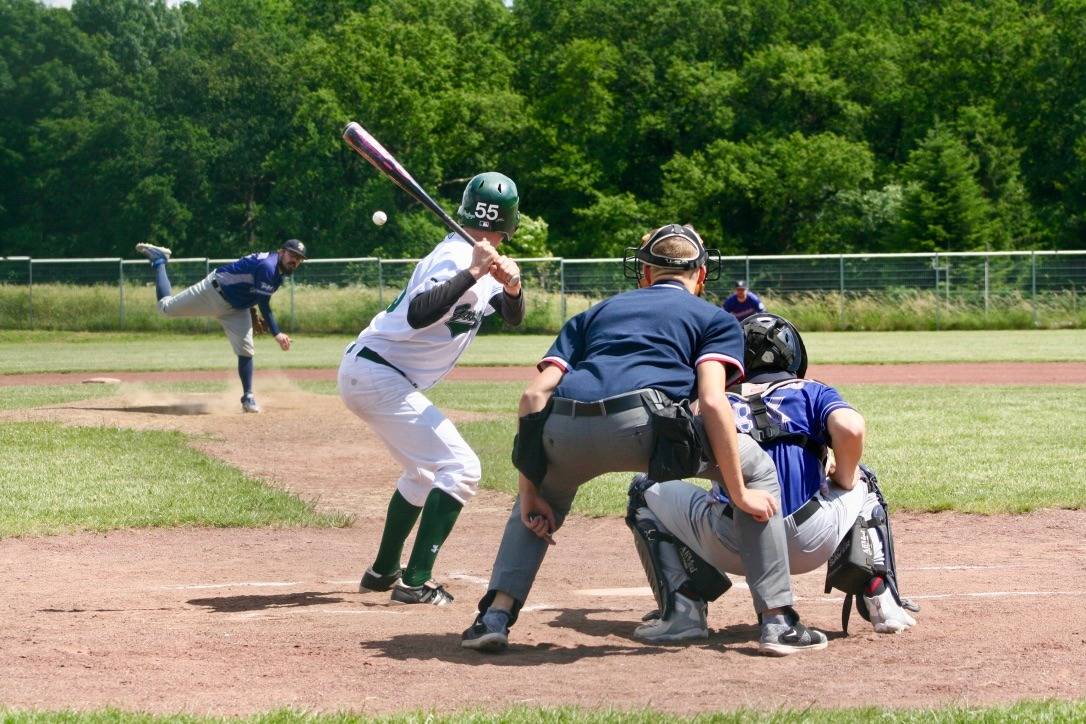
[
  {"left": 156, "top": 272, "right": 254, "bottom": 357},
  {"left": 639, "top": 477, "right": 885, "bottom": 595},
  {"left": 486, "top": 389, "right": 794, "bottom": 614}
]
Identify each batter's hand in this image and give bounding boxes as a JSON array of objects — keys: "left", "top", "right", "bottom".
[
  {"left": 275, "top": 332, "right": 292, "bottom": 351},
  {"left": 734, "top": 489, "right": 778, "bottom": 523},
  {"left": 520, "top": 490, "right": 557, "bottom": 545},
  {"left": 490, "top": 256, "right": 522, "bottom": 296},
  {"left": 468, "top": 241, "right": 500, "bottom": 279}
]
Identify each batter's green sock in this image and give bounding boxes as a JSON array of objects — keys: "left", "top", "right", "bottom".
[
  {"left": 403, "top": 489, "right": 463, "bottom": 587},
  {"left": 371, "top": 490, "right": 422, "bottom": 576}
]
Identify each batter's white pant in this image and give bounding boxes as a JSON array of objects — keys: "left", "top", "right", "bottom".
[
  {"left": 338, "top": 352, "right": 481, "bottom": 507},
  {"left": 157, "top": 273, "right": 254, "bottom": 357},
  {"left": 641, "top": 477, "right": 884, "bottom": 593}
]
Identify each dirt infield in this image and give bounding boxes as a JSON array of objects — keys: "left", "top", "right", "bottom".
[
  {"left": 3, "top": 360, "right": 1086, "bottom": 387},
  {"left": 2, "top": 381, "right": 1085, "bottom": 715}
]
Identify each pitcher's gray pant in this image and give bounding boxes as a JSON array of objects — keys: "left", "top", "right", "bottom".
[
  {"left": 487, "top": 390, "right": 794, "bottom": 614},
  {"left": 640, "top": 477, "right": 884, "bottom": 596},
  {"left": 156, "top": 272, "right": 254, "bottom": 357}
]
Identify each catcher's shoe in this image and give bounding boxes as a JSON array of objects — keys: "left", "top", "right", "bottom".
[
  {"left": 461, "top": 610, "right": 510, "bottom": 653},
  {"left": 864, "top": 588, "right": 917, "bottom": 634},
  {"left": 391, "top": 579, "right": 454, "bottom": 606},
  {"left": 358, "top": 566, "right": 403, "bottom": 593},
  {"left": 633, "top": 592, "right": 708, "bottom": 643},
  {"left": 134, "top": 242, "right": 172, "bottom": 264},
  {"left": 240, "top": 394, "right": 261, "bottom": 413},
  {"left": 758, "top": 608, "right": 828, "bottom": 656}
]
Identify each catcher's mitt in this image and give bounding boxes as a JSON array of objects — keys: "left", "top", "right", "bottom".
[{"left": 249, "top": 306, "right": 269, "bottom": 334}]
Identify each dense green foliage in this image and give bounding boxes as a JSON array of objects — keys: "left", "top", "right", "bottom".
[{"left": 3, "top": 0, "right": 1085, "bottom": 259}]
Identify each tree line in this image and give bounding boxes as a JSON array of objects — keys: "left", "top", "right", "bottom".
[{"left": 2, "top": 0, "right": 1084, "bottom": 261}]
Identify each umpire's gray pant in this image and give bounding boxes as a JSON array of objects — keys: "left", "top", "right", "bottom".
[{"left": 487, "top": 389, "right": 794, "bottom": 614}]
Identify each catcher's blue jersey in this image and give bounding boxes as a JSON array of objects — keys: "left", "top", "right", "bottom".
[
  {"left": 720, "top": 379, "right": 853, "bottom": 517},
  {"left": 541, "top": 280, "right": 745, "bottom": 403}
]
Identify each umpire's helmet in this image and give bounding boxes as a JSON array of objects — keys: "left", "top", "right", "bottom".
[
  {"left": 741, "top": 314, "right": 808, "bottom": 380},
  {"left": 456, "top": 172, "right": 519, "bottom": 241}
]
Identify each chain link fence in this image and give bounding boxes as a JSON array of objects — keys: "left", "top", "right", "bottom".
[{"left": 2, "top": 251, "right": 1084, "bottom": 333}]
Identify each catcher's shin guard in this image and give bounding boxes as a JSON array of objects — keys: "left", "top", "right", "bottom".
[{"left": 626, "top": 477, "right": 731, "bottom": 620}]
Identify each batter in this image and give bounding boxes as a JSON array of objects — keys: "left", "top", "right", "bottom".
[{"left": 340, "top": 172, "right": 525, "bottom": 606}]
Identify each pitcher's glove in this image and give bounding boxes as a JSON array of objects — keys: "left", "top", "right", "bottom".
[{"left": 249, "top": 306, "right": 269, "bottom": 334}]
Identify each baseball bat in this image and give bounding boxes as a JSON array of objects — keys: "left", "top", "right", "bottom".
[{"left": 342, "top": 121, "right": 521, "bottom": 288}]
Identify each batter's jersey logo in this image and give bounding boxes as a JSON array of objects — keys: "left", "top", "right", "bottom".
[{"left": 445, "top": 303, "right": 483, "bottom": 336}]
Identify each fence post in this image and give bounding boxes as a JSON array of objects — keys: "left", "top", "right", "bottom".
[
  {"left": 119, "top": 260, "right": 125, "bottom": 328},
  {"left": 204, "top": 259, "right": 211, "bottom": 333},
  {"left": 933, "top": 254, "right": 940, "bottom": 331},
  {"left": 377, "top": 259, "right": 384, "bottom": 308},
  {"left": 984, "top": 254, "right": 990, "bottom": 315},
  {"left": 744, "top": 257, "right": 751, "bottom": 285},
  {"left": 289, "top": 273, "right": 296, "bottom": 333},
  {"left": 1031, "top": 250, "right": 1038, "bottom": 327},
  {"left": 27, "top": 258, "right": 33, "bottom": 329},
  {"left": 560, "top": 259, "right": 567, "bottom": 322},
  {"left": 838, "top": 254, "right": 845, "bottom": 329}
]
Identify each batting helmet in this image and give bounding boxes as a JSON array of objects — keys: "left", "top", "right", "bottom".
[
  {"left": 741, "top": 313, "right": 808, "bottom": 380},
  {"left": 456, "top": 172, "right": 519, "bottom": 241}
]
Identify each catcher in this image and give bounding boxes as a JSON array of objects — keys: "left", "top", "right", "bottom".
[
  {"left": 628, "top": 313, "right": 920, "bottom": 643},
  {"left": 461, "top": 224, "right": 827, "bottom": 656},
  {"left": 135, "top": 239, "right": 306, "bottom": 413}
]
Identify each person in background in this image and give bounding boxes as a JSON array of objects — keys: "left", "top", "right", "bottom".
[{"left": 721, "top": 279, "right": 766, "bottom": 321}]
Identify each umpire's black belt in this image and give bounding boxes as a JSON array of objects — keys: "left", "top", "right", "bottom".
[
  {"left": 350, "top": 344, "right": 418, "bottom": 388},
  {"left": 550, "top": 393, "right": 650, "bottom": 417},
  {"left": 722, "top": 497, "right": 822, "bottom": 527}
]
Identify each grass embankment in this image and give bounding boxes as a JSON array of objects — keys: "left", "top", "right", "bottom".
[
  {"left": 3, "top": 283, "right": 1085, "bottom": 333},
  {"left": 3, "top": 700, "right": 1086, "bottom": 722},
  {"left": 1, "top": 329, "right": 1085, "bottom": 374},
  {"left": 0, "top": 381, "right": 351, "bottom": 538}
]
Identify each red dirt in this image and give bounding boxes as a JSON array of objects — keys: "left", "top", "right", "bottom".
[
  {"left": 2, "top": 381, "right": 1085, "bottom": 715},
  {"left": 3, "top": 361, "right": 1086, "bottom": 387}
]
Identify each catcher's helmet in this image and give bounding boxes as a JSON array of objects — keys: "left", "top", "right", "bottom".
[
  {"left": 456, "top": 172, "right": 519, "bottom": 241},
  {"left": 280, "top": 238, "right": 308, "bottom": 259},
  {"left": 622, "top": 224, "right": 722, "bottom": 281},
  {"left": 741, "top": 313, "right": 808, "bottom": 380}
]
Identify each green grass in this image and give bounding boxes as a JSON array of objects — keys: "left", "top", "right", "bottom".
[
  {"left": 388, "top": 382, "right": 1086, "bottom": 516},
  {"left": 3, "top": 701, "right": 1086, "bottom": 722},
  {"left": 0, "top": 422, "right": 350, "bottom": 538},
  {"left": 0, "top": 329, "right": 1085, "bottom": 374}
]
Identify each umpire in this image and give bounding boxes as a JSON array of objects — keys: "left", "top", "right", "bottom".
[{"left": 461, "top": 224, "right": 827, "bottom": 655}]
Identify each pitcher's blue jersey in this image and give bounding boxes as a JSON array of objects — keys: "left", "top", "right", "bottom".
[
  {"left": 214, "top": 252, "right": 284, "bottom": 309},
  {"left": 719, "top": 378, "right": 852, "bottom": 517},
  {"left": 541, "top": 280, "right": 745, "bottom": 403}
]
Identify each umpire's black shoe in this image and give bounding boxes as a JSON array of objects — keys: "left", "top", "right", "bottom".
[
  {"left": 758, "top": 608, "right": 828, "bottom": 656},
  {"left": 358, "top": 566, "right": 403, "bottom": 593},
  {"left": 461, "top": 610, "right": 510, "bottom": 653},
  {"left": 391, "top": 579, "right": 454, "bottom": 606}
]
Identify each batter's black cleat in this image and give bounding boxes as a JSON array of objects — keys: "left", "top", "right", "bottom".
[
  {"left": 758, "top": 608, "right": 828, "bottom": 656},
  {"left": 461, "top": 610, "right": 510, "bottom": 653},
  {"left": 358, "top": 566, "right": 403, "bottom": 593},
  {"left": 391, "top": 579, "right": 454, "bottom": 606}
]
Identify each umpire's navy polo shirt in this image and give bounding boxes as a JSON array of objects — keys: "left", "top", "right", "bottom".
[{"left": 541, "top": 280, "right": 745, "bottom": 403}]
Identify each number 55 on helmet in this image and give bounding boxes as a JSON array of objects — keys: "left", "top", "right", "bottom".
[{"left": 456, "top": 172, "right": 520, "bottom": 241}]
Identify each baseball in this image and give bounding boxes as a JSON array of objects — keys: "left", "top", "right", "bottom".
[{"left": 372, "top": 210, "right": 387, "bottom": 226}]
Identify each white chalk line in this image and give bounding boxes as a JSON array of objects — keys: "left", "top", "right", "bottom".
[
  {"left": 160, "top": 581, "right": 300, "bottom": 590},
  {"left": 574, "top": 586, "right": 1086, "bottom": 603}
]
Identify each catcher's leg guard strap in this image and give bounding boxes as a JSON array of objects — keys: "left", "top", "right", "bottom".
[
  {"left": 626, "top": 510, "right": 677, "bottom": 619},
  {"left": 476, "top": 589, "right": 523, "bottom": 628}
]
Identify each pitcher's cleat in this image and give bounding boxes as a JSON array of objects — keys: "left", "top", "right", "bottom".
[
  {"left": 240, "top": 394, "right": 261, "bottom": 413},
  {"left": 135, "top": 243, "right": 172, "bottom": 264}
]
